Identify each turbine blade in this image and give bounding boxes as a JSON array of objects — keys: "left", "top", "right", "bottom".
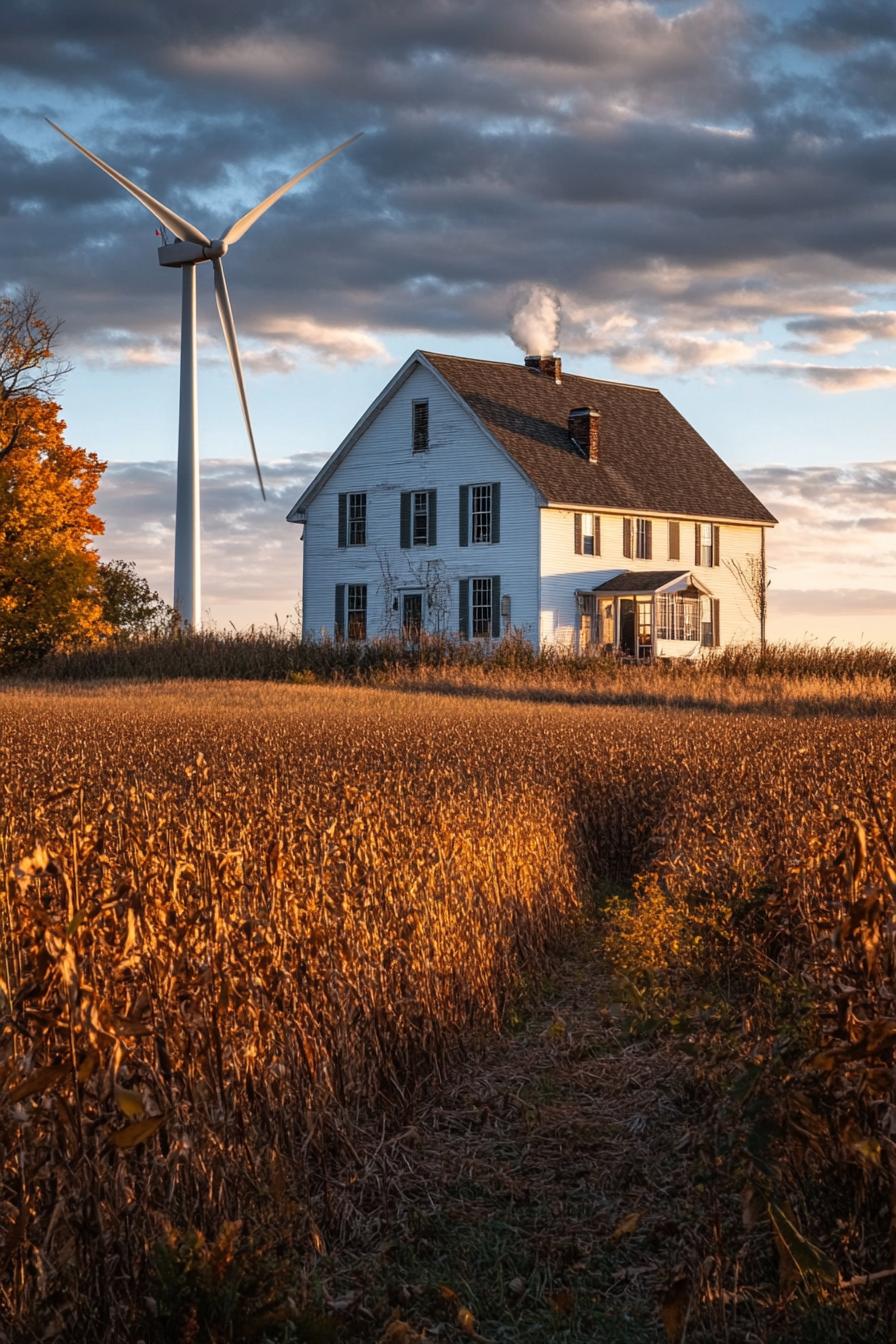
[
  {"left": 46, "top": 118, "right": 210, "bottom": 247},
  {"left": 222, "top": 132, "right": 363, "bottom": 246},
  {"left": 212, "top": 258, "right": 266, "bottom": 500}
]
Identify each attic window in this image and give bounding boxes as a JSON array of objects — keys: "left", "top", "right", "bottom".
[{"left": 412, "top": 400, "right": 429, "bottom": 453}]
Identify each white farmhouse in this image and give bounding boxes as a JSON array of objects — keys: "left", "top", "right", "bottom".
[{"left": 288, "top": 351, "right": 776, "bottom": 657}]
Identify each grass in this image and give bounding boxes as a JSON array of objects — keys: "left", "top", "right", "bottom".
[{"left": 1, "top": 677, "right": 895, "bottom": 1340}]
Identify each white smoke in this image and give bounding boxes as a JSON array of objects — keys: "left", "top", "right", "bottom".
[{"left": 509, "top": 285, "right": 561, "bottom": 355}]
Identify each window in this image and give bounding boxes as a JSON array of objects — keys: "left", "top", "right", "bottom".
[
  {"left": 575, "top": 512, "right": 600, "bottom": 556},
  {"left": 337, "top": 492, "right": 367, "bottom": 548},
  {"left": 656, "top": 594, "right": 700, "bottom": 641},
  {"left": 460, "top": 483, "right": 500, "bottom": 546},
  {"left": 412, "top": 400, "right": 429, "bottom": 453},
  {"left": 699, "top": 522, "right": 713, "bottom": 567},
  {"left": 695, "top": 522, "right": 720, "bottom": 567},
  {"left": 348, "top": 492, "right": 366, "bottom": 546},
  {"left": 471, "top": 577, "right": 493, "bottom": 637},
  {"left": 636, "top": 517, "right": 652, "bottom": 560},
  {"left": 401, "top": 490, "right": 436, "bottom": 548},
  {"left": 637, "top": 599, "right": 653, "bottom": 657},
  {"left": 668, "top": 519, "right": 680, "bottom": 561},
  {"left": 412, "top": 491, "right": 430, "bottom": 545},
  {"left": 472, "top": 484, "right": 492, "bottom": 543},
  {"left": 347, "top": 584, "right": 367, "bottom": 640}
]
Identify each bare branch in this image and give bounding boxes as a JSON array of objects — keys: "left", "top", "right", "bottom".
[{"left": 0, "top": 289, "right": 72, "bottom": 464}]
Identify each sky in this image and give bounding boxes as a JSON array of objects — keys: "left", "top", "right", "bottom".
[{"left": 2, "top": 0, "right": 895, "bottom": 643}]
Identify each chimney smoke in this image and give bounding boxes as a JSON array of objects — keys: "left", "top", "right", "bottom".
[{"left": 508, "top": 285, "right": 560, "bottom": 360}]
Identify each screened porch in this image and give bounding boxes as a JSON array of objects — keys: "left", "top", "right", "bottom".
[{"left": 576, "top": 571, "right": 718, "bottom": 659}]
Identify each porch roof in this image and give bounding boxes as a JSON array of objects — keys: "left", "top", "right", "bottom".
[{"left": 594, "top": 570, "right": 711, "bottom": 595}]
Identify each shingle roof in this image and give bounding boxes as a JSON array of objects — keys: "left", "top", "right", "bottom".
[
  {"left": 594, "top": 570, "right": 692, "bottom": 593},
  {"left": 423, "top": 352, "right": 776, "bottom": 525}
]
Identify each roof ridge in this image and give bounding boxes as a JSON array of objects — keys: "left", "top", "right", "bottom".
[{"left": 420, "top": 349, "right": 661, "bottom": 395}]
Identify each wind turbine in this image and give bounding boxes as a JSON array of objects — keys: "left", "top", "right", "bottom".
[{"left": 47, "top": 118, "right": 363, "bottom": 629}]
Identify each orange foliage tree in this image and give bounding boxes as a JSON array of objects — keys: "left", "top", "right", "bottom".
[{"left": 0, "top": 394, "right": 109, "bottom": 664}]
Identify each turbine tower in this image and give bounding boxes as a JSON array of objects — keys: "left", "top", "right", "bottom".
[{"left": 48, "top": 119, "right": 362, "bottom": 628}]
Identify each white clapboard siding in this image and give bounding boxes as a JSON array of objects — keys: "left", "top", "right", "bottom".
[
  {"left": 539, "top": 508, "right": 765, "bottom": 650},
  {"left": 302, "top": 363, "right": 542, "bottom": 640}
]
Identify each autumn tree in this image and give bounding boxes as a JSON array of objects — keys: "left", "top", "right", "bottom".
[{"left": 0, "top": 290, "right": 113, "bottom": 664}]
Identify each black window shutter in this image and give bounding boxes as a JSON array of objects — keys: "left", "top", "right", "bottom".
[
  {"left": 694, "top": 522, "right": 701, "bottom": 565},
  {"left": 458, "top": 579, "right": 469, "bottom": 637},
  {"left": 459, "top": 485, "right": 469, "bottom": 546},
  {"left": 669, "top": 519, "right": 679, "bottom": 560},
  {"left": 400, "top": 492, "right": 411, "bottom": 549},
  {"left": 574, "top": 513, "right": 582, "bottom": 554},
  {"left": 337, "top": 494, "right": 347, "bottom": 548},
  {"left": 623, "top": 516, "right": 632, "bottom": 559},
  {"left": 594, "top": 515, "right": 601, "bottom": 556},
  {"left": 713, "top": 598, "right": 721, "bottom": 647},
  {"left": 713, "top": 525, "right": 721, "bottom": 567},
  {"left": 491, "top": 577, "right": 501, "bottom": 638},
  {"left": 491, "top": 482, "right": 501, "bottom": 543},
  {"left": 645, "top": 519, "right": 653, "bottom": 560},
  {"left": 334, "top": 584, "right": 345, "bottom": 640},
  {"left": 428, "top": 490, "right": 437, "bottom": 546}
]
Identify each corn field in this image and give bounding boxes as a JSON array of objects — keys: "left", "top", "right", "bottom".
[{"left": 1, "top": 681, "right": 895, "bottom": 1340}]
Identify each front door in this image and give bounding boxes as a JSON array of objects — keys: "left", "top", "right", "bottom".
[
  {"left": 402, "top": 592, "right": 423, "bottom": 641},
  {"left": 619, "top": 598, "right": 636, "bottom": 656}
]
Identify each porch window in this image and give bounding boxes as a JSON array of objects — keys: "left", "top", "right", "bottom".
[
  {"left": 577, "top": 591, "right": 596, "bottom": 649},
  {"left": 656, "top": 594, "right": 700, "bottom": 641},
  {"left": 637, "top": 599, "right": 653, "bottom": 656}
]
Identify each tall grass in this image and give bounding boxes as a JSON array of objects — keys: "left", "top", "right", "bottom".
[{"left": 8, "top": 632, "right": 896, "bottom": 723}]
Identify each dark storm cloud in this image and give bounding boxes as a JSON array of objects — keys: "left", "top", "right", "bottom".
[
  {"left": 789, "top": 1, "right": 896, "bottom": 52},
  {"left": 3, "top": 0, "right": 896, "bottom": 380}
]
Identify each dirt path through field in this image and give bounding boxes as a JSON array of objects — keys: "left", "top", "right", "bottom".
[{"left": 321, "top": 917, "right": 709, "bottom": 1343}]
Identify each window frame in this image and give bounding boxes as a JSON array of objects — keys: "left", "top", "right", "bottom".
[
  {"left": 471, "top": 576, "right": 493, "bottom": 638},
  {"left": 471, "top": 483, "right": 493, "bottom": 545},
  {"left": 346, "top": 583, "right": 367, "bottom": 640},
  {"left": 412, "top": 490, "right": 430, "bottom": 546},
  {"left": 699, "top": 521, "right": 713, "bottom": 567},
  {"left": 635, "top": 516, "right": 652, "bottom": 560},
  {"left": 347, "top": 491, "right": 367, "bottom": 547}
]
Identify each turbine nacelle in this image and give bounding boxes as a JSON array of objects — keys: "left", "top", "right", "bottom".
[{"left": 157, "top": 238, "right": 229, "bottom": 268}]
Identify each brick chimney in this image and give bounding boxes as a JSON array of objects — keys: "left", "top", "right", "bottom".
[
  {"left": 524, "top": 353, "right": 562, "bottom": 383},
  {"left": 568, "top": 406, "right": 600, "bottom": 463}
]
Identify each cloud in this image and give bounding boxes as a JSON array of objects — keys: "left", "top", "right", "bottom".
[
  {"left": 2, "top": 0, "right": 896, "bottom": 391},
  {"left": 755, "top": 362, "right": 896, "bottom": 391},
  {"left": 783, "top": 311, "right": 896, "bottom": 354},
  {"left": 95, "top": 451, "right": 326, "bottom": 625},
  {"left": 739, "top": 458, "right": 896, "bottom": 643},
  {"left": 258, "top": 317, "right": 390, "bottom": 364}
]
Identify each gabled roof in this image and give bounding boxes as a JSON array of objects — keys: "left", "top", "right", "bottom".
[
  {"left": 423, "top": 352, "right": 776, "bottom": 525},
  {"left": 594, "top": 570, "right": 713, "bottom": 595}
]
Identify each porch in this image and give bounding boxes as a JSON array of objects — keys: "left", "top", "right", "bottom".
[{"left": 576, "top": 571, "right": 719, "bottom": 660}]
